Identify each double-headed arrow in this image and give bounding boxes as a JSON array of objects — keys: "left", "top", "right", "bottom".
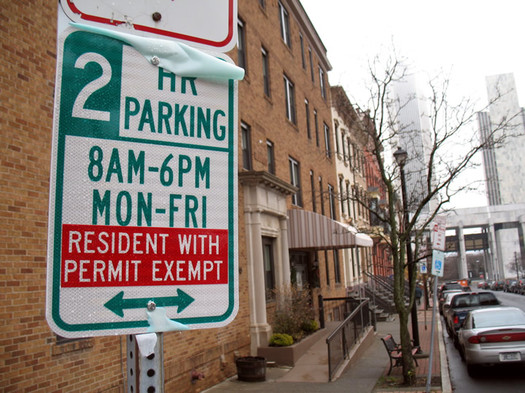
[{"left": 104, "top": 289, "right": 195, "bottom": 317}]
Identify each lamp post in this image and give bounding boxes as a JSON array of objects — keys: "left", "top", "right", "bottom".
[{"left": 393, "top": 146, "right": 420, "bottom": 347}]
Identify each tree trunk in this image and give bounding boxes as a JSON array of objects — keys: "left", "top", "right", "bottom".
[{"left": 399, "top": 309, "right": 416, "bottom": 385}]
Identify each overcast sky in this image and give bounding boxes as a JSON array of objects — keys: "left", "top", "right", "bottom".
[
  {"left": 300, "top": 0, "right": 524, "bottom": 209},
  {"left": 301, "top": 0, "right": 524, "bottom": 107}
]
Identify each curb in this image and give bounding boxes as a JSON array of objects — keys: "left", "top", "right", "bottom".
[{"left": 437, "top": 317, "right": 452, "bottom": 393}]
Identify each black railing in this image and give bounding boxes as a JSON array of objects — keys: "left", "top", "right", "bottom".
[{"left": 324, "top": 298, "right": 372, "bottom": 381}]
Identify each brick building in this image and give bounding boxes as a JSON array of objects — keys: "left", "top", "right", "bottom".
[
  {"left": 234, "top": 0, "right": 353, "bottom": 354},
  {"left": 1, "top": 1, "right": 368, "bottom": 392},
  {"left": 330, "top": 86, "right": 375, "bottom": 292}
]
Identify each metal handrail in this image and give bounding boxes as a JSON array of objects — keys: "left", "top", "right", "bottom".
[{"left": 325, "top": 298, "right": 372, "bottom": 381}]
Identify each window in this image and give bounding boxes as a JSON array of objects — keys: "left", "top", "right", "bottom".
[
  {"left": 324, "top": 250, "right": 330, "bottom": 285},
  {"left": 346, "top": 182, "right": 351, "bottom": 217},
  {"left": 318, "top": 176, "right": 324, "bottom": 215},
  {"left": 334, "top": 122, "right": 340, "bottom": 155},
  {"left": 308, "top": 47, "right": 314, "bottom": 82},
  {"left": 341, "top": 131, "right": 346, "bottom": 161},
  {"left": 305, "top": 99, "right": 311, "bottom": 139},
  {"left": 310, "top": 170, "right": 316, "bottom": 212},
  {"left": 261, "top": 47, "right": 270, "bottom": 96},
  {"left": 278, "top": 2, "right": 291, "bottom": 47},
  {"left": 267, "top": 140, "right": 275, "bottom": 175},
  {"left": 352, "top": 185, "right": 358, "bottom": 218},
  {"left": 262, "top": 237, "right": 275, "bottom": 301},
  {"left": 314, "top": 110, "right": 319, "bottom": 147},
  {"left": 339, "top": 177, "right": 345, "bottom": 214},
  {"left": 319, "top": 67, "right": 326, "bottom": 99},
  {"left": 300, "top": 34, "right": 306, "bottom": 69},
  {"left": 328, "top": 184, "right": 336, "bottom": 220},
  {"left": 241, "top": 122, "right": 252, "bottom": 170},
  {"left": 333, "top": 250, "right": 341, "bottom": 284},
  {"left": 237, "top": 19, "right": 246, "bottom": 70},
  {"left": 289, "top": 157, "right": 302, "bottom": 206},
  {"left": 324, "top": 123, "right": 331, "bottom": 158},
  {"left": 357, "top": 188, "right": 362, "bottom": 217},
  {"left": 347, "top": 138, "right": 352, "bottom": 165},
  {"left": 283, "top": 74, "right": 296, "bottom": 123}
]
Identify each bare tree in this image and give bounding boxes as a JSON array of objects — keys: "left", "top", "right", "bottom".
[{"left": 347, "top": 51, "right": 520, "bottom": 385}]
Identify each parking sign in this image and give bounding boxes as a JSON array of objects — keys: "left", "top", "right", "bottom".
[{"left": 46, "top": 28, "right": 238, "bottom": 337}]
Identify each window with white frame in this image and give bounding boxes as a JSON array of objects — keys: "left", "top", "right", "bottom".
[
  {"left": 237, "top": 19, "right": 246, "bottom": 69},
  {"left": 241, "top": 122, "right": 252, "bottom": 170},
  {"left": 300, "top": 33, "right": 306, "bottom": 69},
  {"left": 324, "top": 123, "right": 331, "bottom": 159},
  {"left": 310, "top": 170, "right": 316, "bottom": 212},
  {"left": 266, "top": 139, "right": 275, "bottom": 175},
  {"left": 289, "top": 157, "right": 302, "bottom": 206},
  {"left": 305, "top": 99, "right": 311, "bottom": 139},
  {"left": 278, "top": 2, "right": 291, "bottom": 47},
  {"left": 261, "top": 47, "right": 270, "bottom": 96},
  {"left": 328, "top": 183, "right": 336, "bottom": 220},
  {"left": 319, "top": 67, "right": 326, "bottom": 99},
  {"left": 283, "top": 74, "right": 296, "bottom": 123}
]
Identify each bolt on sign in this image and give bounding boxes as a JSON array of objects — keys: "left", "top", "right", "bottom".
[
  {"left": 46, "top": 27, "right": 238, "bottom": 337},
  {"left": 60, "top": 0, "right": 238, "bottom": 52}
]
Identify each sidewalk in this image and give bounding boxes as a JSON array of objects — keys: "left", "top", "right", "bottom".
[{"left": 204, "top": 307, "right": 451, "bottom": 393}]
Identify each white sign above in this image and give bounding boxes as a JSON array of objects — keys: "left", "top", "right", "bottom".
[
  {"left": 60, "top": 0, "right": 238, "bottom": 51},
  {"left": 431, "top": 215, "right": 447, "bottom": 251}
]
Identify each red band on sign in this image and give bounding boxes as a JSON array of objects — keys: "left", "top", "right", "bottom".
[{"left": 61, "top": 224, "right": 228, "bottom": 287}]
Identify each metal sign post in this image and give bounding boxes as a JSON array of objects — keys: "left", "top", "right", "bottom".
[
  {"left": 127, "top": 333, "right": 164, "bottom": 393},
  {"left": 426, "top": 217, "right": 446, "bottom": 393}
]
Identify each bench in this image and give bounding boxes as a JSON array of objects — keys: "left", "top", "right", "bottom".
[{"left": 381, "top": 334, "right": 419, "bottom": 375}]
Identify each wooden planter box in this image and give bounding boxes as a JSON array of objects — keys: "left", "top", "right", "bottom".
[{"left": 257, "top": 328, "right": 326, "bottom": 367}]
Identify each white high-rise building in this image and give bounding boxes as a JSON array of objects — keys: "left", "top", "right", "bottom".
[
  {"left": 480, "top": 73, "right": 525, "bottom": 205},
  {"left": 392, "top": 74, "right": 435, "bottom": 215}
]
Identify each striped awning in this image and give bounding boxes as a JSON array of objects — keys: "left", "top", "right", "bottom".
[
  {"left": 356, "top": 232, "right": 374, "bottom": 247},
  {"left": 288, "top": 209, "right": 359, "bottom": 250}
]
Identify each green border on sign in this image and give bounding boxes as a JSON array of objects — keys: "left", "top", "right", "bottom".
[{"left": 50, "top": 30, "right": 237, "bottom": 334}]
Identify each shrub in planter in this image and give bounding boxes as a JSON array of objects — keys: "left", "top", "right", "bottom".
[
  {"left": 269, "top": 333, "right": 294, "bottom": 347},
  {"left": 272, "top": 284, "right": 315, "bottom": 342},
  {"left": 301, "top": 319, "right": 319, "bottom": 334}
]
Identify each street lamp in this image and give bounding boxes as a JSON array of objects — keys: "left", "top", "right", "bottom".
[{"left": 394, "top": 146, "right": 420, "bottom": 348}]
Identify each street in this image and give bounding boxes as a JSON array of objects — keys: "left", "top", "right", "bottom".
[{"left": 444, "top": 290, "right": 525, "bottom": 392}]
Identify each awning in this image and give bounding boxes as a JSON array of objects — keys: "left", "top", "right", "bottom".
[
  {"left": 343, "top": 223, "right": 373, "bottom": 247},
  {"left": 288, "top": 209, "right": 362, "bottom": 250},
  {"left": 356, "top": 233, "right": 374, "bottom": 247}
]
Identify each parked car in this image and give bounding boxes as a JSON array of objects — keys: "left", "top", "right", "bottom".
[
  {"left": 438, "top": 281, "right": 470, "bottom": 298},
  {"left": 503, "top": 280, "right": 517, "bottom": 292},
  {"left": 443, "top": 291, "right": 500, "bottom": 346},
  {"left": 457, "top": 307, "right": 525, "bottom": 376},
  {"left": 509, "top": 280, "right": 521, "bottom": 293},
  {"left": 439, "top": 289, "right": 463, "bottom": 315},
  {"left": 483, "top": 280, "right": 495, "bottom": 290},
  {"left": 490, "top": 280, "right": 505, "bottom": 290}
]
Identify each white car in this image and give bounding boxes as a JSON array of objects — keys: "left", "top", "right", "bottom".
[{"left": 457, "top": 307, "right": 525, "bottom": 376}]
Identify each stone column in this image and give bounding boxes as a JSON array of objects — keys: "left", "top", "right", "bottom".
[
  {"left": 457, "top": 223, "right": 468, "bottom": 279},
  {"left": 279, "top": 216, "right": 291, "bottom": 287},
  {"left": 487, "top": 220, "right": 501, "bottom": 280},
  {"left": 245, "top": 209, "right": 271, "bottom": 354}
]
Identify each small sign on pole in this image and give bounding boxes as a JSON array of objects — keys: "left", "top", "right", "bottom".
[
  {"left": 431, "top": 250, "right": 445, "bottom": 277},
  {"left": 60, "top": 0, "right": 238, "bottom": 51},
  {"left": 431, "top": 215, "right": 446, "bottom": 251}
]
